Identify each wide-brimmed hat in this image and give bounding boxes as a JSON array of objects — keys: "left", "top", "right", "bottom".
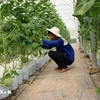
[{"left": 47, "top": 27, "right": 62, "bottom": 37}]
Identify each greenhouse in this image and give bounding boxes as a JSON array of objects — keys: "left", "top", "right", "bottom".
[{"left": 0, "top": 0, "right": 100, "bottom": 100}]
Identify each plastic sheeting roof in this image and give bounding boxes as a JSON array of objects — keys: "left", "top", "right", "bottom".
[
  {"left": 50, "top": 0, "right": 78, "bottom": 39},
  {"left": 51, "top": 0, "right": 75, "bottom": 21}
]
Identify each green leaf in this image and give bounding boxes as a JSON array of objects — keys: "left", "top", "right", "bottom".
[
  {"left": 11, "top": 70, "right": 19, "bottom": 76},
  {"left": 18, "top": 0, "right": 23, "bottom": 2},
  {"left": 0, "top": 46, "right": 4, "bottom": 53},
  {"left": 32, "top": 43, "right": 40, "bottom": 50},
  {"left": 97, "top": 88, "right": 100, "bottom": 95},
  {"left": 93, "top": 2, "right": 100, "bottom": 7},
  {"left": 4, "top": 73, "right": 11, "bottom": 79},
  {"left": 89, "top": 4, "right": 100, "bottom": 21},
  {"left": 74, "top": 0, "right": 96, "bottom": 16},
  {"left": 25, "top": 40, "right": 32, "bottom": 46}
]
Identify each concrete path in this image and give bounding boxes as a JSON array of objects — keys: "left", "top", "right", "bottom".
[{"left": 15, "top": 44, "right": 99, "bottom": 100}]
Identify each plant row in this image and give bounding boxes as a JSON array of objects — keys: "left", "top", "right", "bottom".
[
  {"left": 0, "top": 0, "right": 70, "bottom": 86},
  {"left": 74, "top": 0, "right": 100, "bottom": 95},
  {"left": 74, "top": 0, "right": 100, "bottom": 65}
]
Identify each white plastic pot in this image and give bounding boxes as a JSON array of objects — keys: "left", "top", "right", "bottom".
[
  {"left": 16, "top": 70, "right": 24, "bottom": 84},
  {"left": 28, "top": 63, "right": 33, "bottom": 76},
  {"left": 32, "top": 63, "right": 36, "bottom": 74},
  {"left": 0, "top": 84, "right": 10, "bottom": 99},
  {"left": 36, "top": 55, "right": 50, "bottom": 70},
  {"left": 22, "top": 66, "right": 29, "bottom": 81},
  {"left": 44, "top": 54, "right": 50, "bottom": 63},
  {"left": 9, "top": 76, "right": 18, "bottom": 90},
  {"left": 42, "top": 57, "right": 46, "bottom": 66},
  {"left": 36, "top": 58, "right": 43, "bottom": 70}
]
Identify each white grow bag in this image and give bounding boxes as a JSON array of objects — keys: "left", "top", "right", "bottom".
[
  {"left": 44, "top": 54, "right": 50, "bottom": 63},
  {"left": 0, "top": 55, "right": 50, "bottom": 99},
  {"left": 16, "top": 70, "right": 24, "bottom": 84},
  {"left": 36, "top": 57, "right": 44, "bottom": 70},
  {"left": 28, "top": 59, "right": 37, "bottom": 76},
  {"left": 9, "top": 76, "right": 18, "bottom": 91},
  {"left": 0, "top": 84, "right": 10, "bottom": 99},
  {"left": 22, "top": 66, "right": 29, "bottom": 81},
  {"left": 22, "top": 58, "right": 37, "bottom": 80}
]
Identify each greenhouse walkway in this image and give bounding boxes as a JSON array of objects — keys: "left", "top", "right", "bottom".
[{"left": 12, "top": 43, "right": 100, "bottom": 100}]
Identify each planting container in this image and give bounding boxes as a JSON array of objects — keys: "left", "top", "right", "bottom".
[
  {"left": 9, "top": 76, "right": 18, "bottom": 90},
  {"left": 0, "top": 84, "right": 10, "bottom": 99}
]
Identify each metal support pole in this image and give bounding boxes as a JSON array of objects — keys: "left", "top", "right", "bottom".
[
  {"left": 83, "top": 37, "right": 87, "bottom": 54},
  {"left": 88, "top": 18, "right": 97, "bottom": 65},
  {"left": 90, "top": 31, "right": 97, "bottom": 65},
  {"left": 79, "top": 35, "right": 83, "bottom": 50}
]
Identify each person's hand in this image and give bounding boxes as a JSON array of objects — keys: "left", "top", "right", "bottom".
[
  {"left": 32, "top": 38, "right": 36, "bottom": 42},
  {"left": 32, "top": 38, "right": 43, "bottom": 47}
]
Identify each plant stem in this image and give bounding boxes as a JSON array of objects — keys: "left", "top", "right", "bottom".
[{"left": 5, "top": 27, "right": 16, "bottom": 39}]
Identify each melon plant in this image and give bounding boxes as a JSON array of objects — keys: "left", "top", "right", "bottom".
[{"left": 0, "top": 0, "right": 70, "bottom": 85}]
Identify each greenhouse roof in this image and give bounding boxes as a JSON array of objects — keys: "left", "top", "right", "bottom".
[
  {"left": 51, "top": 0, "right": 75, "bottom": 21},
  {"left": 50, "top": 0, "right": 77, "bottom": 39}
]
